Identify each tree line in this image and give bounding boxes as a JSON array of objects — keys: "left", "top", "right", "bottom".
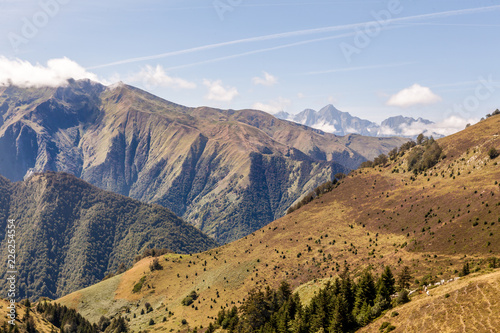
[
  {"left": 207, "top": 265, "right": 411, "bottom": 333},
  {"left": 360, "top": 134, "right": 443, "bottom": 174}
]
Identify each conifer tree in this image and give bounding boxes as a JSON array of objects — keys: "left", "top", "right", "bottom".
[
  {"left": 397, "top": 266, "right": 412, "bottom": 290},
  {"left": 355, "top": 270, "right": 377, "bottom": 311},
  {"left": 329, "top": 295, "right": 350, "bottom": 333},
  {"left": 378, "top": 266, "right": 396, "bottom": 302}
]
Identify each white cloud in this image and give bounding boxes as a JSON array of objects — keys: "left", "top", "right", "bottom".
[
  {"left": 252, "top": 71, "right": 277, "bottom": 86},
  {"left": 203, "top": 79, "right": 238, "bottom": 102},
  {"left": 418, "top": 116, "right": 478, "bottom": 137},
  {"left": 252, "top": 97, "right": 291, "bottom": 114},
  {"left": 383, "top": 116, "right": 478, "bottom": 137},
  {"left": 386, "top": 84, "right": 442, "bottom": 108},
  {"left": 0, "top": 56, "right": 101, "bottom": 88},
  {"left": 297, "top": 92, "right": 305, "bottom": 99},
  {"left": 310, "top": 121, "right": 338, "bottom": 133},
  {"left": 378, "top": 126, "right": 397, "bottom": 136},
  {"left": 127, "top": 65, "right": 196, "bottom": 89}
]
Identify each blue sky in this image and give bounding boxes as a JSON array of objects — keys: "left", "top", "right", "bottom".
[{"left": 0, "top": 0, "right": 499, "bottom": 128}]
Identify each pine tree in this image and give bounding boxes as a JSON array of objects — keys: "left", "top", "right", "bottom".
[
  {"left": 339, "top": 264, "right": 355, "bottom": 314},
  {"left": 206, "top": 323, "right": 215, "bottom": 333},
  {"left": 355, "top": 270, "right": 377, "bottom": 311},
  {"left": 329, "top": 295, "right": 350, "bottom": 333},
  {"left": 397, "top": 266, "right": 412, "bottom": 290},
  {"left": 416, "top": 133, "right": 425, "bottom": 145},
  {"left": 355, "top": 301, "right": 372, "bottom": 327},
  {"left": 239, "top": 288, "right": 270, "bottom": 331},
  {"left": 378, "top": 266, "right": 396, "bottom": 302},
  {"left": 26, "top": 317, "right": 37, "bottom": 333},
  {"left": 373, "top": 267, "right": 395, "bottom": 314},
  {"left": 460, "top": 262, "right": 470, "bottom": 277},
  {"left": 23, "top": 299, "right": 31, "bottom": 321}
]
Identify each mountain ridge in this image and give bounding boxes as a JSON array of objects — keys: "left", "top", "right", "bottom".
[
  {"left": 276, "top": 104, "right": 441, "bottom": 138},
  {"left": 0, "top": 80, "right": 407, "bottom": 243}
]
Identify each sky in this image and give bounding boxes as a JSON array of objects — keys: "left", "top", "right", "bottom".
[{"left": 0, "top": 0, "right": 499, "bottom": 131}]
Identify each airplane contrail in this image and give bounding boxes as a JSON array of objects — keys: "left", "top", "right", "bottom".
[
  {"left": 304, "top": 62, "right": 416, "bottom": 75},
  {"left": 87, "top": 5, "right": 500, "bottom": 70},
  {"left": 163, "top": 31, "right": 359, "bottom": 71}
]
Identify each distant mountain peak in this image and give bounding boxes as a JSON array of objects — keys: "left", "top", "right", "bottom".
[
  {"left": 318, "top": 104, "right": 342, "bottom": 114},
  {"left": 275, "top": 104, "right": 438, "bottom": 139}
]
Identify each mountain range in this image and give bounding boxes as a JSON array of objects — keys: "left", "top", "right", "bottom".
[
  {"left": 56, "top": 113, "right": 500, "bottom": 332},
  {"left": 0, "top": 79, "right": 406, "bottom": 243},
  {"left": 276, "top": 104, "right": 438, "bottom": 138},
  {"left": 0, "top": 78, "right": 498, "bottom": 332}
]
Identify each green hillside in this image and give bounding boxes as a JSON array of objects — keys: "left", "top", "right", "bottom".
[{"left": 0, "top": 172, "right": 217, "bottom": 300}]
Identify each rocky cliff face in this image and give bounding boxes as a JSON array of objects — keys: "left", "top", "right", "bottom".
[{"left": 0, "top": 80, "right": 407, "bottom": 243}]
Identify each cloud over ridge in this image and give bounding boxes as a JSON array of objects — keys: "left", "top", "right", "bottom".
[
  {"left": 0, "top": 57, "right": 100, "bottom": 88},
  {"left": 127, "top": 65, "right": 196, "bottom": 89},
  {"left": 203, "top": 79, "right": 238, "bottom": 102}
]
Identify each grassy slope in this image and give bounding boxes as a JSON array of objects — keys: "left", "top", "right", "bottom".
[
  {"left": 0, "top": 299, "right": 58, "bottom": 332},
  {"left": 358, "top": 269, "right": 500, "bottom": 333},
  {"left": 57, "top": 115, "right": 500, "bottom": 332}
]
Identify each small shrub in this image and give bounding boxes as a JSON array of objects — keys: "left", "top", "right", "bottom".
[
  {"left": 149, "top": 319, "right": 155, "bottom": 325},
  {"left": 488, "top": 257, "right": 499, "bottom": 268},
  {"left": 380, "top": 322, "right": 390, "bottom": 330},
  {"left": 395, "top": 290, "right": 410, "bottom": 305},
  {"left": 135, "top": 248, "right": 173, "bottom": 262},
  {"left": 149, "top": 258, "right": 163, "bottom": 271},
  {"left": 335, "top": 172, "right": 346, "bottom": 180},
  {"left": 373, "top": 154, "right": 388, "bottom": 166},
  {"left": 182, "top": 291, "right": 199, "bottom": 306},
  {"left": 360, "top": 160, "right": 374, "bottom": 168},
  {"left": 488, "top": 147, "right": 499, "bottom": 159},
  {"left": 145, "top": 302, "right": 153, "bottom": 313},
  {"left": 132, "top": 276, "right": 146, "bottom": 293}
]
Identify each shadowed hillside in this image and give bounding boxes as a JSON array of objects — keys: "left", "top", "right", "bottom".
[{"left": 0, "top": 172, "right": 217, "bottom": 300}]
